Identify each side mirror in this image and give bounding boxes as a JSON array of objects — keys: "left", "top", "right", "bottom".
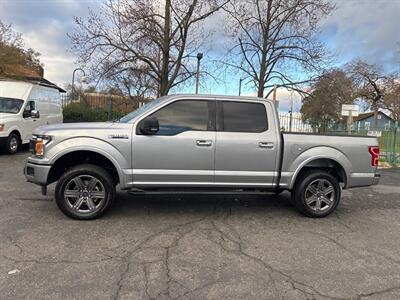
[
  {"left": 140, "top": 116, "right": 159, "bottom": 135},
  {"left": 31, "top": 110, "right": 40, "bottom": 119}
]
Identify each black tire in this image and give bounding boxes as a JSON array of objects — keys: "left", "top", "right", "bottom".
[
  {"left": 55, "top": 164, "right": 116, "bottom": 220},
  {"left": 292, "top": 170, "right": 341, "bottom": 218},
  {"left": 6, "top": 133, "right": 20, "bottom": 154}
]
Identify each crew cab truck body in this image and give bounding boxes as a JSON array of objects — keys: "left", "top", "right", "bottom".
[{"left": 24, "top": 95, "right": 380, "bottom": 219}]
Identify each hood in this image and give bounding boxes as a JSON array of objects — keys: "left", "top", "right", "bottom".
[
  {"left": 33, "top": 122, "right": 118, "bottom": 135},
  {"left": 0, "top": 112, "right": 19, "bottom": 121}
]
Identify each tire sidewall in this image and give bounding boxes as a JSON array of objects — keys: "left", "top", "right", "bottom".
[
  {"left": 55, "top": 165, "right": 115, "bottom": 220},
  {"left": 295, "top": 171, "right": 341, "bottom": 218}
]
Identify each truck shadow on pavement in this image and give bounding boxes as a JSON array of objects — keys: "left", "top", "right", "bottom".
[{"left": 105, "top": 191, "right": 301, "bottom": 219}]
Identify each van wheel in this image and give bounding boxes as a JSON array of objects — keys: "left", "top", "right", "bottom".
[
  {"left": 6, "top": 133, "right": 20, "bottom": 154},
  {"left": 55, "top": 164, "right": 116, "bottom": 220},
  {"left": 292, "top": 170, "right": 340, "bottom": 218}
]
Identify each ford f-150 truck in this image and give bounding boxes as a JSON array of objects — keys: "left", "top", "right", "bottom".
[{"left": 24, "top": 95, "right": 380, "bottom": 220}]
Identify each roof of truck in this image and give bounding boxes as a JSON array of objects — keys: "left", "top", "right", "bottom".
[{"left": 166, "top": 93, "right": 274, "bottom": 103}]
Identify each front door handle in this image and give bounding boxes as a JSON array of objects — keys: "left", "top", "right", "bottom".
[
  {"left": 196, "top": 140, "right": 212, "bottom": 147},
  {"left": 259, "top": 142, "right": 274, "bottom": 149}
]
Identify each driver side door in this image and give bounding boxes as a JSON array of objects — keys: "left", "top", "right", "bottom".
[
  {"left": 21, "top": 100, "right": 39, "bottom": 142},
  {"left": 132, "top": 99, "right": 216, "bottom": 187}
]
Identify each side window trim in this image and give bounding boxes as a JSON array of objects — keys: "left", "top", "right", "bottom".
[{"left": 216, "top": 101, "right": 224, "bottom": 131}]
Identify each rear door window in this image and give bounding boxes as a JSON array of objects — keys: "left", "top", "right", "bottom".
[{"left": 220, "top": 101, "right": 268, "bottom": 133}]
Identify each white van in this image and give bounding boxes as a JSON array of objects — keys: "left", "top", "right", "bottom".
[{"left": 0, "top": 79, "right": 64, "bottom": 154}]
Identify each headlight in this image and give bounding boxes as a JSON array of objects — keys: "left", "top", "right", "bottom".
[
  {"left": 0, "top": 124, "right": 4, "bottom": 132},
  {"left": 30, "top": 135, "right": 52, "bottom": 157}
]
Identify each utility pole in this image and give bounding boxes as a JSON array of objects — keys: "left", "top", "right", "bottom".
[
  {"left": 347, "top": 110, "right": 353, "bottom": 134},
  {"left": 195, "top": 53, "right": 203, "bottom": 94}
]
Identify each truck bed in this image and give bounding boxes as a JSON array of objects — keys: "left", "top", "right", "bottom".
[{"left": 279, "top": 133, "right": 379, "bottom": 189}]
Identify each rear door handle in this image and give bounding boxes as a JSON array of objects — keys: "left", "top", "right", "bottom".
[
  {"left": 196, "top": 140, "right": 212, "bottom": 147},
  {"left": 259, "top": 142, "right": 274, "bottom": 149}
]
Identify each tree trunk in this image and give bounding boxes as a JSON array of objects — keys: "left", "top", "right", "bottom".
[
  {"left": 373, "top": 100, "right": 379, "bottom": 130},
  {"left": 159, "top": 0, "right": 171, "bottom": 96},
  {"left": 257, "top": 47, "right": 268, "bottom": 98}
]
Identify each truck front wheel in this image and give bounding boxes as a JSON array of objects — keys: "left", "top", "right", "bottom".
[
  {"left": 292, "top": 170, "right": 341, "bottom": 218},
  {"left": 55, "top": 164, "right": 116, "bottom": 220},
  {"left": 6, "top": 133, "right": 20, "bottom": 154}
]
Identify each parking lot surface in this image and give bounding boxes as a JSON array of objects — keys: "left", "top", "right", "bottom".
[{"left": 1, "top": 151, "right": 400, "bottom": 300}]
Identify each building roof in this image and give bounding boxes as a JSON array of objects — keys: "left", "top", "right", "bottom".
[{"left": 354, "top": 111, "right": 393, "bottom": 122}]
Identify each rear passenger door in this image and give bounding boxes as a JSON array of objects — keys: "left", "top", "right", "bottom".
[{"left": 215, "top": 100, "right": 279, "bottom": 187}]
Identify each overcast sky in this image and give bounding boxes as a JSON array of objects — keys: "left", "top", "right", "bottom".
[{"left": 0, "top": 0, "right": 399, "bottom": 111}]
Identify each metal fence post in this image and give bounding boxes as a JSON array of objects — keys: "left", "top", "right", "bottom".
[
  {"left": 393, "top": 125, "right": 398, "bottom": 163},
  {"left": 108, "top": 98, "right": 113, "bottom": 121}
]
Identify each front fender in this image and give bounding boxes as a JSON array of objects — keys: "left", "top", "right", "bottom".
[
  {"left": 285, "top": 146, "right": 352, "bottom": 189},
  {"left": 45, "top": 137, "right": 130, "bottom": 186}
]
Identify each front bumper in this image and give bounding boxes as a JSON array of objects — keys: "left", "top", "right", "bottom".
[
  {"left": 0, "top": 136, "right": 7, "bottom": 149},
  {"left": 24, "top": 159, "right": 51, "bottom": 186}
]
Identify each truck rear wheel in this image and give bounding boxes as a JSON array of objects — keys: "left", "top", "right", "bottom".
[
  {"left": 55, "top": 164, "right": 115, "bottom": 220},
  {"left": 292, "top": 170, "right": 340, "bottom": 218}
]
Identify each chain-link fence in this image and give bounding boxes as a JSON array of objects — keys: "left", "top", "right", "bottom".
[{"left": 279, "top": 114, "right": 400, "bottom": 165}]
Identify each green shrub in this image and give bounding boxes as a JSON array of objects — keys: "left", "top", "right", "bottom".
[{"left": 63, "top": 101, "right": 123, "bottom": 123}]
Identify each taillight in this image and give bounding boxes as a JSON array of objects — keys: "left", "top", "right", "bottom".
[{"left": 368, "top": 146, "right": 380, "bottom": 167}]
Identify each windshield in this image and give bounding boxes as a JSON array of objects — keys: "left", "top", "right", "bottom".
[
  {"left": 119, "top": 97, "right": 166, "bottom": 123},
  {"left": 0, "top": 97, "right": 24, "bottom": 114}
]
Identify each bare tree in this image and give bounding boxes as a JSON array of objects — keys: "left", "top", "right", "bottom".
[
  {"left": 70, "top": 0, "right": 229, "bottom": 96},
  {"left": 223, "top": 0, "right": 334, "bottom": 98},
  {"left": 108, "top": 67, "right": 157, "bottom": 105},
  {"left": 347, "top": 59, "right": 388, "bottom": 129},
  {"left": 300, "top": 69, "right": 355, "bottom": 132},
  {"left": 383, "top": 77, "right": 400, "bottom": 122}
]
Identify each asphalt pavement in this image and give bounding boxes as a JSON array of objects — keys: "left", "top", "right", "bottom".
[{"left": 1, "top": 150, "right": 400, "bottom": 300}]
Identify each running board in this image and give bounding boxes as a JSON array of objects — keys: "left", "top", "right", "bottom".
[{"left": 128, "top": 188, "right": 279, "bottom": 196}]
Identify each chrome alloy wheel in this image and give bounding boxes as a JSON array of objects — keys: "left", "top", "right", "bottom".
[
  {"left": 304, "top": 179, "right": 335, "bottom": 212},
  {"left": 9, "top": 136, "right": 18, "bottom": 152},
  {"left": 64, "top": 175, "right": 106, "bottom": 214}
]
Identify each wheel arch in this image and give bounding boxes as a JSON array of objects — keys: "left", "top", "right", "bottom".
[
  {"left": 9, "top": 129, "right": 21, "bottom": 139},
  {"left": 287, "top": 146, "right": 351, "bottom": 189},
  {"left": 291, "top": 158, "right": 347, "bottom": 189},
  {"left": 47, "top": 150, "right": 121, "bottom": 185}
]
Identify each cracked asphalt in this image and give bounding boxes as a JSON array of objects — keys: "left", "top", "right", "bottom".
[{"left": 1, "top": 150, "right": 400, "bottom": 300}]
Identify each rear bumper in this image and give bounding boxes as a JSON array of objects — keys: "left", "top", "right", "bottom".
[
  {"left": 372, "top": 173, "right": 380, "bottom": 185},
  {"left": 24, "top": 160, "right": 51, "bottom": 186},
  {"left": 347, "top": 172, "right": 380, "bottom": 188}
]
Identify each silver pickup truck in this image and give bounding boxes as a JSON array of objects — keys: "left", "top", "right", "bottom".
[{"left": 24, "top": 95, "right": 380, "bottom": 220}]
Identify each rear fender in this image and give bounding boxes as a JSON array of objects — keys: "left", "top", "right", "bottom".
[{"left": 284, "top": 146, "right": 352, "bottom": 189}]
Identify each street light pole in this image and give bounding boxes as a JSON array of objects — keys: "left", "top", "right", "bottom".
[
  {"left": 238, "top": 78, "right": 244, "bottom": 96},
  {"left": 289, "top": 94, "right": 294, "bottom": 132},
  {"left": 195, "top": 53, "right": 203, "bottom": 95},
  {"left": 71, "top": 68, "right": 86, "bottom": 100}
]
